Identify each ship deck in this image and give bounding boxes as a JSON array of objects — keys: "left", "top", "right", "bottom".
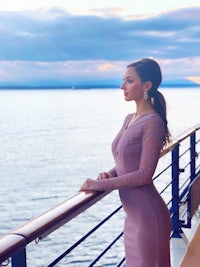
[{"left": 171, "top": 209, "right": 200, "bottom": 266}]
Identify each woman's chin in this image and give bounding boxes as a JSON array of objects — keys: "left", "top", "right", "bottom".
[{"left": 124, "top": 97, "right": 131, "bottom": 101}]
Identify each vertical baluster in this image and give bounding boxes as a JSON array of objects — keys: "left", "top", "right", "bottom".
[
  {"left": 11, "top": 248, "right": 27, "bottom": 267},
  {"left": 186, "top": 132, "right": 197, "bottom": 228},
  {"left": 171, "top": 144, "right": 182, "bottom": 238},
  {"left": 190, "top": 132, "right": 196, "bottom": 182}
]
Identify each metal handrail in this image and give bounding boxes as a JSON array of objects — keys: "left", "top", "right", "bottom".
[
  {"left": 0, "top": 124, "right": 200, "bottom": 265},
  {"left": 160, "top": 124, "right": 200, "bottom": 157},
  {"left": 0, "top": 191, "right": 109, "bottom": 263}
]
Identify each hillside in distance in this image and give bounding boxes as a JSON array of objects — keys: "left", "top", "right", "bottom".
[{"left": 0, "top": 78, "right": 199, "bottom": 89}]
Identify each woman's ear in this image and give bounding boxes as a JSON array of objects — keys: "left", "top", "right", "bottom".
[{"left": 144, "top": 81, "right": 152, "bottom": 92}]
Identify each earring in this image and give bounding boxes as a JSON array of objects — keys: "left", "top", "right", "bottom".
[{"left": 144, "top": 91, "right": 148, "bottom": 100}]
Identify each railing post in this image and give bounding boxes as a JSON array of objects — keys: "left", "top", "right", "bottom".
[
  {"left": 190, "top": 132, "right": 196, "bottom": 182},
  {"left": 186, "top": 132, "right": 197, "bottom": 228},
  {"left": 11, "top": 248, "right": 27, "bottom": 267},
  {"left": 171, "top": 144, "right": 182, "bottom": 238}
]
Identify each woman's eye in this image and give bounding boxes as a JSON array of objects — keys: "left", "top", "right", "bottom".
[
  {"left": 122, "top": 78, "right": 133, "bottom": 84},
  {"left": 127, "top": 79, "right": 133, "bottom": 83}
]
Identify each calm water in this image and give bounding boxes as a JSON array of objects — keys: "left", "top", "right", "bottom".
[{"left": 0, "top": 88, "right": 199, "bottom": 266}]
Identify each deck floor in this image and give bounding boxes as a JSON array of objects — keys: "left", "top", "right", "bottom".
[{"left": 171, "top": 211, "right": 200, "bottom": 266}]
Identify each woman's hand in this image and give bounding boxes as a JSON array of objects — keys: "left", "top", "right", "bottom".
[
  {"left": 79, "top": 178, "right": 99, "bottom": 192},
  {"left": 97, "top": 172, "right": 111, "bottom": 180},
  {"left": 79, "top": 172, "right": 111, "bottom": 192}
]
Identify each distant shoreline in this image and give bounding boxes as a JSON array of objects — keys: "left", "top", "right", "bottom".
[{"left": 0, "top": 83, "right": 199, "bottom": 90}]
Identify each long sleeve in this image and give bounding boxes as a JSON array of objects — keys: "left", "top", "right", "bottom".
[
  {"left": 108, "top": 167, "right": 117, "bottom": 177},
  {"left": 97, "top": 115, "right": 165, "bottom": 191}
]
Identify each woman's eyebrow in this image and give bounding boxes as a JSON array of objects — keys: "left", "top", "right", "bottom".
[{"left": 123, "top": 75, "right": 134, "bottom": 79}]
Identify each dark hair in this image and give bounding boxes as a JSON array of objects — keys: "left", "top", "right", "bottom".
[{"left": 127, "top": 58, "right": 171, "bottom": 147}]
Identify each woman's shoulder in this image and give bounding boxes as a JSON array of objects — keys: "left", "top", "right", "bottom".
[
  {"left": 136, "top": 113, "right": 165, "bottom": 131},
  {"left": 144, "top": 113, "right": 165, "bottom": 133},
  {"left": 147, "top": 113, "right": 164, "bottom": 124}
]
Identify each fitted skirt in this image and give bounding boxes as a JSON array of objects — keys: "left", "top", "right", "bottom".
[{"left": 119, "top": 183, "right": 171, "bottom": 267}]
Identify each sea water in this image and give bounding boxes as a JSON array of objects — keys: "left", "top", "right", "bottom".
[{"left": 0, "top": 88, "right": 199, "bottom": 266}]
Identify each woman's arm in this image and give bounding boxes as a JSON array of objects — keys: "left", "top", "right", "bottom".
[
  {"left": 79, "top": 117, "right": 165, "bottom": 192},
  {"left": 97, "top": 117, "right": 165, "bottom": 191}
]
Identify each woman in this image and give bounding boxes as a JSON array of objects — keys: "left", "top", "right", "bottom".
[{"left": 79, "top": 58, "right": 171, "bottom": 267}]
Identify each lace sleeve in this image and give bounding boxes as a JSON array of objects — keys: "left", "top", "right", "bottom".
[
  {"left": 108, "top": 167, "right": 117, "bottom": 177},
  {"left": 97, "top": 116, "right": 165, "bottom": 191}
]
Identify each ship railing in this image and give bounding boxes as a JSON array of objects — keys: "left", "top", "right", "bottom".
[{"left": 0, "top": 124, "right": 200, "bottom": 266}]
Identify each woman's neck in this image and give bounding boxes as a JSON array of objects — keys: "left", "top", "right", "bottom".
[{"left": 135, "top": 100, "right": 155, "bottom": 116}]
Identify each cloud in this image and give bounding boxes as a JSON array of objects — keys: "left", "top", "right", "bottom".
[
  {"left": 160, "top": 57, "right": 200, "bottom": 80},
  {"left": 186, "top": 76, "right": 200, "bottom": 84},
  {"left": 98, "top": 63, "right": 117, "bottom": 71},
  {"left": 0, "top": 60, "right": 126, "bottom": 85},
  {"left": 0, "top": 6, "right": 200, "bottom": 85},
  {"left": 0, "top": 7, "right": 199, "bottom": 62},
  {"left": 1, "top": 57, "right": 200, "bottom": 85}
]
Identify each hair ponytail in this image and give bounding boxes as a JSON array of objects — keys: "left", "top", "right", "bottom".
[{"left": 150, "top": 90, "right": 171, "bottom": 147}]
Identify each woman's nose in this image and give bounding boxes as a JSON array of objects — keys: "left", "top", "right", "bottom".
[{"left": 120, "top": 81, "right": 125, "bottom": 90}]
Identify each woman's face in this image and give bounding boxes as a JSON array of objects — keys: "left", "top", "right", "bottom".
[{"left": 121, "top": 66, "right": 145, "bottom": 102}]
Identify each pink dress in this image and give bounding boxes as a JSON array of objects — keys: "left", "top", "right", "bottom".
[{"left": 97, "top": 113, "right": 171, "bottom": 267}]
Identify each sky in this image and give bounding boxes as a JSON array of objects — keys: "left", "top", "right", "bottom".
[{"left": 0, "top": 0, "right": 200, "bottom": 86}]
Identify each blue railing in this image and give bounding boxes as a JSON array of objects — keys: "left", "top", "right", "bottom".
[{"left": 0, "top": 124, "right": 200, "bottom": 267}]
